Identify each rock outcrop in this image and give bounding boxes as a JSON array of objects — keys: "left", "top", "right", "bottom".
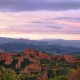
[
  {"left": 57, "top": 54, "right": 79, "bottom": 63},
  {"left": 24, "top": 48, "right": 52, "bottom": 60},
  {"left": 16, "top": 55, "right": 24, "bottom": 69},
  {"left": 0, "top": 53, "right": 13, "bottom": 65},
  {"left": 21, "top": 63, "right": 42, "bottom": 73},
  {"left": 37, "top": 72, "right": 48, "bottom": 80},
  {"left": 0, "top": 48, "right": 80, "bottom": 76}
]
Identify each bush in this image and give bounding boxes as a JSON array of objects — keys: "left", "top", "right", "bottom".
[
  {"left": 48, "top": 70, "right": 57, "bottom": 78},
  {"left": 58, "top": 76, "right": 67, "bottom": 80},
  {"left": 0, "top": 66, "right": 21, "bottom": 80},
  {"left": 68, "top": 68, "right": 80, "bottom": 80}
]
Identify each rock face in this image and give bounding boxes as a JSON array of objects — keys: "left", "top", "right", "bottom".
[
  {"left": 22, "top": 63, "right": 42, "bottom": 73},
  {"left": 24, "top": 48, "right": 52, "bottom": 60},
  {"left": 15, "top": 48, "right": 54, "bottom": 74},
  {"left": 16, "top": 48, "right": 50, "bottom": 69},
  {"left": 0, "top": 49, "right": 79, "bottom": 66},
  {"left": 16, "top": 56, "right": 24, "bottom": 69},
  {"left": 57, "top": 54, "right": 79, "bottom": 63},
  {"left": 37, "top": 72, "right": 48, "bottom": 80},
  {"left": 0, "top": 53, "right": 13, "bottom": 65},
  {"left": 25, "top": 48, "right": 39, "bottom": 58},
  {"left": 38, "top": 51, "right": 52, "bottom": 60},
  {"left": 0, "top": 48, "right": 79, "bottom": 68}
]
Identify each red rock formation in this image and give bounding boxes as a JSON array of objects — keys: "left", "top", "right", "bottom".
[
  {"left": 0, "top": 53, "right": 13, "bottom": 65},
  {"left": 37, "top": 72, "right": 48, "bottom": 80},
  {"left": 22, "top": 63, "right": 42, "bottom": 73},
  {"left": 20, "top": 68, "right": 28, "bottom": 74},
  {"left": 24, "top": 48, "right": 52, "bottom": 60},
  {"left": 0, "top": 48, "right": 80, "bottom": 75},
  {"left": 16, "top": 55, "right": 24, "bottom": 69},
  {"left": 28, "top": 57, "right": 38, "bottom": 63},
  {"left": 57, "top": 54, "right": 79, "bottom": 63},
  {"left": 27, "top": 63, "right": 42, "bottom": 72},
  {"left": 5, "top": 54, "right": 13, "bottom": 65},
  {"left": 24, "top": 48, "right": 38, "bottom": 58},
  {"left": 38, "top": 51, "right": 52, "bottom": 60}
]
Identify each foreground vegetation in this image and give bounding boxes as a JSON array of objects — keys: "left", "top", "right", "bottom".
[
  {"left": 0, "top": 49, "right": 80, "bottom": 80},
  {"left": 0, "top": 65, "right": 80, "bottom": 80}
]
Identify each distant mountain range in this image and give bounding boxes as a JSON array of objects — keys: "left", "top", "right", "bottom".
[
  {"left": 0, "top": 37, "right": 80, "bottom": 54},
  {"left": 42, "top": 39, "right": 80, "bottom": 48}
]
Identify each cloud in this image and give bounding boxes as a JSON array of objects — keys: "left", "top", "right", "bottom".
[
  {"left": 55, "top": 17, "right": 80, "bottom": 22},
  {"left": 0, "top": 10, "right": 80, "bottom": 35},
  {"left": 0, "top": 0, "right": 80, "bottom": 11}
]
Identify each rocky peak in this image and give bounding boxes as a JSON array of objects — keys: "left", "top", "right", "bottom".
[
  {"left": 0, "top": 53, "right": 13, "bottom": 65},
  {"left": 24, "top": 48, "right": 38, "bottom": 57},
  {"left": 22, "top": 63, "right": 42, "bottom": 73},
  {"left": 57, "top": 54, "right": 79, "bottom": 63},
  {"left": 24, "top": 48, "right": 52, "bottom": 60}
]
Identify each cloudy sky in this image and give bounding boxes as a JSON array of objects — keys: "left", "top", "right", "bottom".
[{"left": 0, "top": 0, "right": 80, "bottom": 40}]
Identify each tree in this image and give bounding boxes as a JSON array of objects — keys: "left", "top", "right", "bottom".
[
  {"left": 22, "top": 72, "right": 38, "bottom": 80},
  {"left": 58, "top": 76, "right": 67, "bottom": 80},
  {"left": 68, "top": 68, "right": 80, "bottom": 80},
  {"left": 48, "top": 69, "right": 57, "bottom": 78},
  {"left": 0, "top": 66, "right": 21, "bottom": 80}
]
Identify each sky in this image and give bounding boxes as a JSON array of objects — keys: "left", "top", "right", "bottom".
[{"left": 0, "top": 0, "right": 80, "bottom": 40}]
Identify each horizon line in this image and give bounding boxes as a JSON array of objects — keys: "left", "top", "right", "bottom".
[{"left": 0, "top": 36, "right": 80, "bottom": 41}]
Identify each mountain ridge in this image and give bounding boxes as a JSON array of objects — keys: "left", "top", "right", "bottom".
[{"left": 0, "top": 37, "right": 80, "bottom": 54}]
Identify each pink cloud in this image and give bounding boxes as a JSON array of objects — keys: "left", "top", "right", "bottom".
[{"left": 0, "top": 10, "right": 80, "bottom": 40}]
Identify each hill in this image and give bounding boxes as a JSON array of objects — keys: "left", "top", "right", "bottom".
[{"left": 0, "top": 48, "right": 80, "bottom": 80}]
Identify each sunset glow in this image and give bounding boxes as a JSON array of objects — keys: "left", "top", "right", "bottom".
[{"left": 0, "top": 0, "right": 80, "bottom": 40}]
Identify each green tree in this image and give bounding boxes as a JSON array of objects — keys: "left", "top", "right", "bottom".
[
  {"left": 48, "top": 70, "right": 57, "bottom": 78},
  {"left": 0, "top": 66, "right": 21, "bottom": 80},
  {"left": 22, "top": 73, "right": 37, "bottom": 80},
  {"left": 68, "top": 68, "right": 80, "bottom": 80},
  {"left": 58, "top": 76, "right": 67, "bottom": 80}
]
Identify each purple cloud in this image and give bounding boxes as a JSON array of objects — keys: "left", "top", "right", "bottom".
[{"left": 0, "top": 0, "right": 80, "bottom": 11}]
